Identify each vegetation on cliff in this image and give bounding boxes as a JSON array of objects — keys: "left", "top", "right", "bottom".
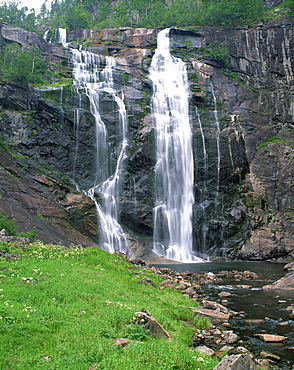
[
  {"left": 0, "top": 43, "right": 50, "bottom": 85},
  {"left": 0, "top": 0, "right": 286, "bottom": 32},
  {"left": 0, "top": 241, "right": 217, "bottom": 369}
]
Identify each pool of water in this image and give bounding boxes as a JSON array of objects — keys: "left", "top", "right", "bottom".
[{"left": 155, "top": 262, "right": 294, "bottom": 368}]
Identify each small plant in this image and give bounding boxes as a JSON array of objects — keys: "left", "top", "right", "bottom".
[
  {"left": 257, "top": 135, "right": 285, "bottom": 150},
  {"left": 0, "top": 212, "right": 36, "bottom": 238},
  {"left": 194, "top": 316, "right": 211, "bottom": 330},
  {"left": 0, "top": 212, "right": 18, "bottom": 235}
]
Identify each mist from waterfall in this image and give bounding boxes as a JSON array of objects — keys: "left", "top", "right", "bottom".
[{"left": 150, "top": 28, "right": 201, "bottom": 262}]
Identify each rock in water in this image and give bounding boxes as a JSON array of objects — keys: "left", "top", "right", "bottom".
[
  {"left": 254, "top": 333, "right": 287, "bottom": 342},
  {"left": 263, "top": 272, "right": 294, "bottom": 290}
]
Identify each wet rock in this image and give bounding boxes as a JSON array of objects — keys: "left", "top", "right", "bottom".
[
  {"left": 201, "top": 300, "right": 229, "bottom": 314},
  {"left": 263, "top": 272, "right": 294, "bottom": 290},
  {"left": 212, "top": 353, "right": 257, "bottom": 370},
  {"left": 218, "top": 291, "right": 232, "bottom": 298},
  {"left": 260, "top": 351, "right": 281, "bottom": 363},
  {"left": 244, "top": 319, "right": 264, "bottom": 325},
  {"left": 284, "top": 262, "right": 294, "bottom": 271},
  {"left": 221, "top": 330, "right": 238, "bottom": 344},
  {"left": 254, "top": 333, "right": 287, "bottom": 342},
  {"left": 184, "top": 284, "right": 202, "bottom": 296},
  {"left": 190, "top": 307, "right": 230, "bottom": 323}
]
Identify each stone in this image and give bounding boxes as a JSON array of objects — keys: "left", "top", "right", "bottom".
[
  {"left": 254, "top": 333, "right": 287, "bottom": 342},
  {"left": 191, "top": 307, "right": 230, "bottom": 323},
  {"left": 175, "top": 282, "right": 189, "bottom": 290},
  {"left": 0, "top": 229, "right": 8, "bottom": 236},
  {"left": 114, "top": 338, "right": 133, "bottom": 346},
  {"left": 260, "top": 351, "right": 281, "bottom": 362},
  {"left": 218, "top": 291, "right": 232, "bottom": 298},
  {"left": 263, "top": 272, "right": 294, "bottom": 290},
  {"left": 196, "top": 345, "right": 215, "bottom": 356},
  {"left": 212, "top": 354, "right": 258, "bottom": 370},
  {"left": 221, "top": 330, "right": 238, "bottom": 344},
  {"left": 284, "top": 262, "right": 294, "bottom": 271},
  {"left": 132, "top": 310, "right": 171, "bottom": 341},
  {"left": 160, "top": 279, "right": 175, "bottom": 289},
  {"left": 201, "top": 300, "right": 229, "bottom": 314},
  {"left": 137, "top": 276, "right": 157, "bottom": 287}
]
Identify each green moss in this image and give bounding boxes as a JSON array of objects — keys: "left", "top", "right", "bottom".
[{"left": 257, "top": 135, "right": 285, "bottom": 150}]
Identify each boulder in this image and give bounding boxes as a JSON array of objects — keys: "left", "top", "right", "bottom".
[
  {"left": 263, "top": 272, "right": 294, "bottom": 290},
  {"left": 132, "top": 310, "right": 171, "bottom": 341},
  {"left": 213, "top": 354, "right": 257, "bottom": 370}
]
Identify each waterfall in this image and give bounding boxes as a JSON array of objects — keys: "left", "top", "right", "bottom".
[
  {"left": 71, "top": 48, "right": 128, "bottom": 254},
  {"left": 43, "top": 29, "right": 51, "bottom": 43},
  {"left": 150, "top": 28, "right": 200, "bottom": 262},
  {"left": 56, "top": 28, "right": 67, "bottom": 46}
]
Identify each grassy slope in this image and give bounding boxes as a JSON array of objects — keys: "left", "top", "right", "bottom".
[{"left": 0, "top": 241, "right": 219, "bottom": 370}]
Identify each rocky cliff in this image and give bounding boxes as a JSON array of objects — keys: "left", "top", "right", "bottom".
[{"left": 0, "top": 16, "right": 293, "bottom": 262}]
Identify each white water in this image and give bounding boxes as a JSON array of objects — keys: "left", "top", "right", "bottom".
[
  {"left": 150, "top": 28, "right": 200, "bottom": 262},
  {"left": 71, "top": 48, "right": 128, "bottom": 254},
  {"left": 56, "top": 28, "right": 67, "bottom": 46},
  {"left": 43, "top": 29, "right": 51, "bottom": 43}
]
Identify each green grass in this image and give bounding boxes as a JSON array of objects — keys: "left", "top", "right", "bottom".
[{"left": 0, "top": 242, "right": 218, "bottom": 370}]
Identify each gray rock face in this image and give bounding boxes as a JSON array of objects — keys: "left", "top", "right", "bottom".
[{"left": 0, "top": 18, "right": 293, "bottom": 261}]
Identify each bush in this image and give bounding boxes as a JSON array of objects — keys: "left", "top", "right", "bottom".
[{"left": 0, "top": 212, "right": 36, "bottom": 238}]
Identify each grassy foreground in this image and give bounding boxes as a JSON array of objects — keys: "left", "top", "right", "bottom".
[{"left": 0, "top": 241, "right": 219, "bottom": 370}]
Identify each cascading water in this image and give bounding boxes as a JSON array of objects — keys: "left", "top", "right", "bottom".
[
  {"left": 150, "top": 28, "right": 200, "bottom": 262},
  {"left": 71, "top": 48, "right": 128, "bottom": 254},
  {"left": 56, "top": 28, "right": 67, "bottom": 46}
]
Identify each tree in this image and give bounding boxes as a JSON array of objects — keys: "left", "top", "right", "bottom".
[
  {"left": 64, "top": 4, "right": 92, "bottom": 29},
  {"left": 0, "top": 43, "right": 48, "bottom": 85}
]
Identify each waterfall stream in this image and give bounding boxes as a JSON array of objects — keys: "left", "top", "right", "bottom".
[
  {"left": 150, "top": 28, "right": 200, "bottom": 262},
  {"left": 71, "top": 48, "right": 128, "bottom": 254},
  {"left": 44, "top": 28, "right": 212, "bottom": 261}
]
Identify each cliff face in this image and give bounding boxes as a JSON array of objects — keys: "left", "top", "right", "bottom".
[{"left": 0, "top": 18, "right": 293, "bottom": 261}]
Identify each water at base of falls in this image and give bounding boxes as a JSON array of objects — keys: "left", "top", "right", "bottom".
[
  {"left": 71, "top": 48, "right": 128, "bottom": 254},
  {"left": 150, "top": 28, "right": 203, "bottom": 263}
]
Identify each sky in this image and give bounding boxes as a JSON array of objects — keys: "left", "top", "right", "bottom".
[{"left": 19, "top": 0, "right": 51, "bottom": 14}]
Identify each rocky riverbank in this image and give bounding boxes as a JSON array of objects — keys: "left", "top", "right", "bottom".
[{"left": 130, "top": 258, "right": 294, "bottom": 369}]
